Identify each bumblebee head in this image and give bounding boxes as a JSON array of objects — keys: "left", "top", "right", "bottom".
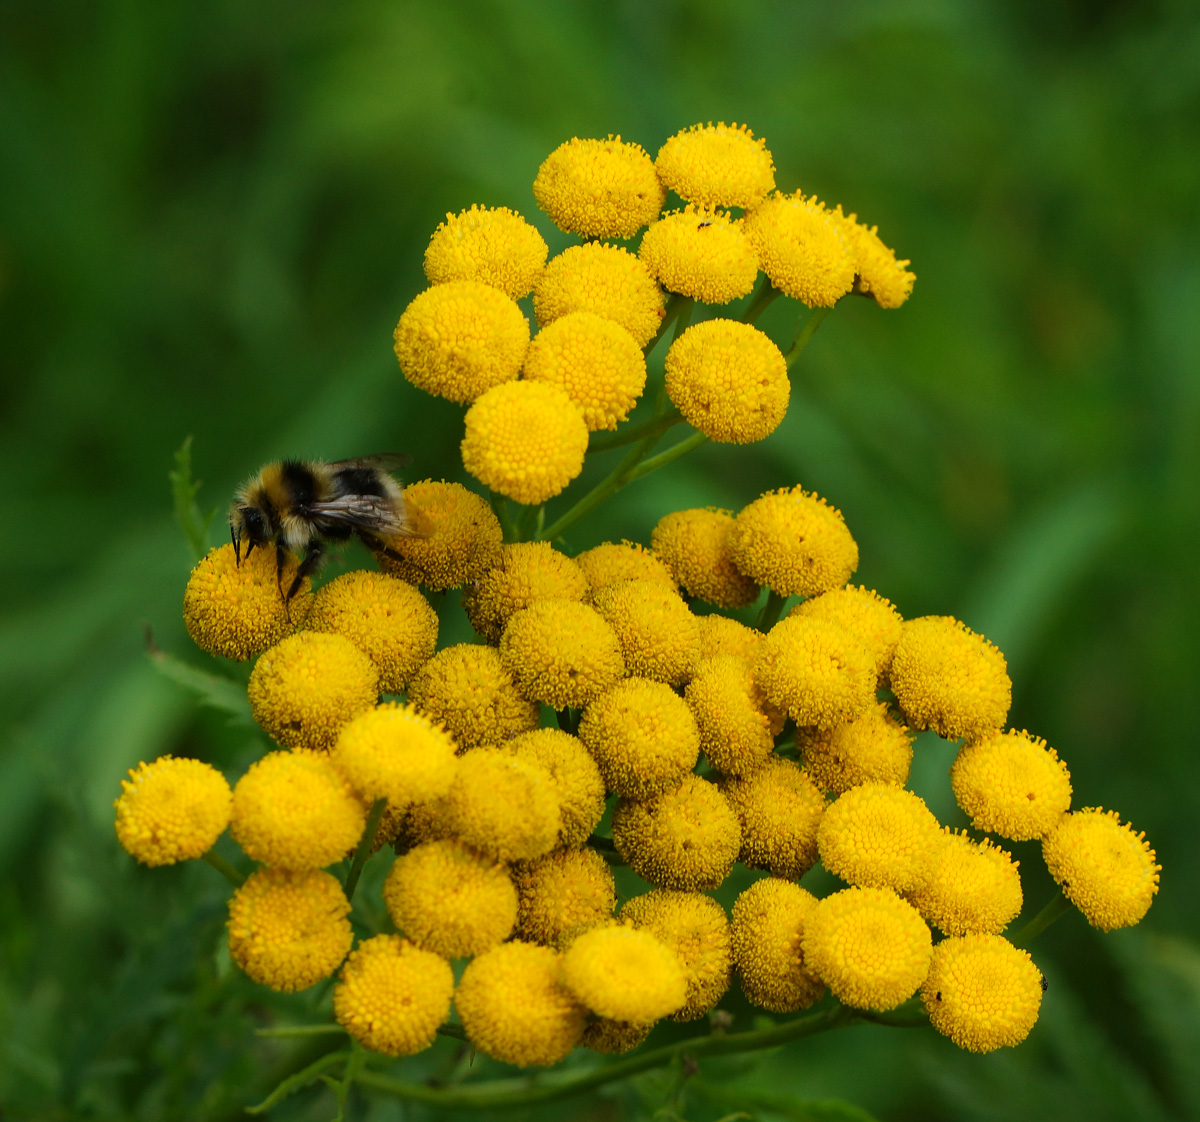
[{"left": 229, "top": 504, "right": 269, "bottom": 563}]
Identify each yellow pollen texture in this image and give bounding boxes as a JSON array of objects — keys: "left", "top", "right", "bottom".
[
  {"left": 423, "top": 204, "right": 549, "bottom": 299},
  {"left": 655, "top": 122, "right": 776, "bottom": 210},
  {"left": 651, "top": 507, "right": 759, "bottom": 608},
  {"left": 114, "top": 755, "right": 232, "bottom": 866},
  {"left": 731, "top": 878, "right": 825, "bottom": 1013},
  {"left": 560, "top": 924, "right": 687, "bottom": 1023},
  {"left": 462, "top": 540, "right": 589, "bottom": 643},
  {"left": 743, "top": 191, "right": 856, "bottom": 308},
  {"left": 638, "top": 208, "right": 759, "bottom": 305},
  {"left": 720, "top": 756, "right": 826, "bottom": 880}
]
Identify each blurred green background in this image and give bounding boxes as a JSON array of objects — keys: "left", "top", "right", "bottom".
[{"left": 3, "top": 0, "right": 1199, "bottom": 1119}]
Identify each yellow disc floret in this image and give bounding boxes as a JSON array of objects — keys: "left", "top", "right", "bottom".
[
  {"left": 651, "top": 508, "right": 759, "bottom": 608},
  {"left": 720, "top": 756, "right": 826, "bottom": 879},
  {"left": 908, "top": 829, "right": 1023, "bottom": 937},
  {"left": 333, "top": 935, "right": 454, "bottom": 1057},
  {"left": 582, "top": 1018, "right": 653, "bottom": 1055},
  {"left": 655, "top": 122, "right": 775, "bottom": 210},
  {"left": 638, "top": 208, "right": 759, "bottom": 305},
  {"left": 591, "top": 579, "right": 701, "bottom": 687},
  {"left": 184, "top": 543, "right": 311, "bottom": 661},
  {"left": 799, "top": 702, "right": 914, "bottom": 794},
  {"left": 575, "top": 540, "right": 678, "bottom": 594},
  {"left": 533, "top": 136, "right": 666, "bottom": 239},
  {"left": 248, "top": 632, "right": 379, "bottom": 751},
  {"left": 1042, "top": 808, "right": 1159, "bottom": 931},
  {"left": 922, "top": 935, "right": 1043, "bottom": 1052},
  {"left": 423, "top": 204, "right": 548, "bottom": 299},
  {"left": 950, "top": 729, "right": 1071, "bottom": 841},
  {"left": 697, "top": 614, "right": 765, "bottom": 664},
  {"left": 685, "top": 655, "right": 779, "bottom": 777},
  {"left": 560, "top": 924, "right": 687, "bottom": 1023},
  {"left": 461, "top": 380, "right": 589, "bottom": 505},
  {"left": 789, "top": 586, "right": 903, "bottom": 683},
  {"left": 836, "top": 208, "right": 916, "bottom": 310},
  {"left": 226, "top": 868, "right": 353, "bottom": 992},
  {"left": 502, "top": 728, "right": 607, "bottom": 849},
  {"left": 515, "top": 848, "right": 616, "bottom": 945},
  {"left": 730, "top": 878, "right": 825, "bottom": 1012},
  {"left": 114, "top": 756, "right": 232, "bottom": 866},
  {"left": 462, "top": 541, "right": 589, "bottom": 643},
  {"left": 743, "top": 191, "right": 855, "bottom": 308},
  {"left": 801, "top": 886, "right": 932, "bottom": 1012},
  {"left": 393, "top": 280, "right": 529, "bottom": 404}
]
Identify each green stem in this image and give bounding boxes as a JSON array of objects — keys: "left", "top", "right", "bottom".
[
  {"left": 588, "top": 408, "right": 685, "bottom": 454},
  {"left": 625, "top": 430, "right": 708, "bottom": 480},
  {"left": 755, "top": 589, "right": 790, "bottom": 630},
  {"left": 585, "top": 834, "right": 628, "bottom": 867},
  {"left": 741, "top": 275, "right": 780, "bottom": 325},
  {"left": 202, "top": 850, "right": 245, "bottom": 887},
  {"left": 643, "top": 293, "right": 687, "bottom": 355},
  {"left": 490, "top": 492, "right": 517, "bottom": 543},
  {"left": 256, "top": 1025, "right": 347, "bottom": 1039},
  {"left": 344, "top": 798, "right": 387, "bottom": 902},
  {"left": 785, "top": 306, "right": 832, "bottom": 369},
  {"left": 1011, "top": 890, "right": 1073, "bottom": 946}
]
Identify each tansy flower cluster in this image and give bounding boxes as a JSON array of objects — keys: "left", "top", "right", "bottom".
[{"left": 119, "top": 122, "right": 1158, "bottom": 1083}]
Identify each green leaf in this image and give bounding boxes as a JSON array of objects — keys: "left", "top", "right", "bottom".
[
  {"left": 145, "top": 636, "right": 253, "bottom": 725},
  {"left": 698, "top": 1083, "right": 882, "bottom": 1122},
  {"left": 169, "top": 435, "right": 218, "bottom": 563},
  {"left": 245, "top": 1049, "right": 349, "bottom": 1115}
]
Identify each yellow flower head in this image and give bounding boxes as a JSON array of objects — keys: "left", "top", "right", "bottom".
[
  {"left": 638, "top": 207, "right": 759, "bottom": 305},
  {"left": 743, "top": 191, "right": 856, "bottom": 308},
  {"left": 720, "top": 756, "right": 827, "bottom": 880},
  {"left": 591, "top": 579, "right": 701, "bottom": 687},
  {"left": 248, "top": 631, "right": 379, "bottom": 751},
  {"left": 799, "top": 702, "right": 914, "bottom": 794},
  {"left": 502, "top": 728, "right": 607, "bottom": 849},
  {"left": 664, "top": 319, "right": 788, "bottom": 444},
  {"left": 515, "top": 847, "right": 616, "bottom": 945},
  {"left": 394, "top": 280, "right": 529, "bottom": 404},
  {"left": 184, "top": 543, "right": 311, "bottom": 661},
  {"left": 522, "top": 310, "right": 647, "bottom": 431},
  {"left": 1042, "top": 808, "right": 1159, "bottom": 931},
  {"left": 890, "top": 616, "right": 1011, "bottom": 742},
  {"left": 304, "top": 570, "right": 438, "bottom": 694},
  {"left": 230, "top": 749, "right": 366, "bottom": 870},
  {"left": 611, "top": 775, "right": 741, "bottom": 891},
  {"left": 908, "top": 829, "right": 1023, "bottom": 937},
  {"left": 651, "top": 508, "right": 760, "bottom": 608},
  {"left": 560, "top": 924, "right": 687, "bottom": 1023},
  {"left": 730, "top": 486, "right": 859, "bottom": 597},
  {"left": 383, "top": 838, "right": 517, "bottom": 957},
  {"left": 499, "top": 598, "right": 627, "bottom": 710},
  {"left": 332, "top": 701, "right": 458, "bottom": 809},
  {"left": 950, "top": 729, "right": 1071, "bottom": 841},
  {"left": 922, "top": 935, "right": 1043, "bottom": 1052},
  {"left": 817, "top": 782, "right": 943, "bottom": 893},
  {"left": 375, "top": 479, "right": 503, "bottom": 591},
  {"left": 423, "top": 204, "right": 549, "bottom": 299},
  {"left": 685, "top": 655, "right": 780, "bottom": 777},
  {"left": 655, "top": 122, "right": 775, "bottom": 210},
  {"left": 577, "top": 677, "right": 700, "bottom": 800},
  {"left": 697, "top": 614, "right": 765, "bottom": 664},
  {"left": 621, "top": 890, "right": 731, "bottom": 1021},
  {"left": 333, "top": 935, "right": 454, "bottom": 1057},
  {"left": 461, "top": 380, "right": 589, "bottom": 505},
  {"left": 445, "top": 747, "right": 561, "bottom": 863},
  {"left": 533, "top": 242, "right": 665, "bottom": 347},
  {"left": 457, "top": 941, "right": 587, "bottom": 1066},
  {"left": 407, "top": 643, "right": 540, "bottom": 750},
  {"left": 754, "top": 616, "right": 876, "bottom": 729},
  {"left": 575, "top": 540, "right": 678, "bottom": 594},
  {"left": 582, "top": 1018, "right": 653, "bottom": 1055},
  {"left": 790, "top": 585, "right": 903, "bottom": 683},
  {"left": 802, "top": 886, "right": 932, "bottom": 1012},
  {"left": 533, "top": 136, "right": 666, "bottom": 239},
  {"left": 836, "top": 208, "right": 916, "bottom": 309},
  {"left": 114, "top": 756, "right": 231, "bottom": 866},
  {"left": 227, "top": 868, "right": 353, "bottom": 992},
  {"left": 463, "top": 540, "right": 588, "bottom": 643},
  {"left": 731, "top": 877, "right": 825, "bottom": 1013}
]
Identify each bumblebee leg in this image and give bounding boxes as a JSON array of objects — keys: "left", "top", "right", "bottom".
[
  {"left": 231, "top": 524, "right": 241, "bottom": 565},
  {"left": 287, "top": 539, "right": 326, "bottom": 602},
  {"left": 359, "top": 531, "right": 405, "bottom": 565}
]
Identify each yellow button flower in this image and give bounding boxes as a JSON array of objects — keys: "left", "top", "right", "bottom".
[
  {"left": 515, "top": 848, "right": 616, "bottom": 945},
  {"left": 621, "top": 890, "right": 731, "bottom": 1021},
  {"left": 560, "top": 924, "right": 687, "bottom": 1023},
  {"left": 383, "top": 838, "right": 517, "bottom": 957},
  {"left": 891, "top": 616, "right": 1011, "bottom": 742},
  {"left": 720, "top": 756, "right": 827, "bottom": 879},
  {"left": 332, "top": 701, "right": 458, "bottom": 809},
  {"left": 304, "top": 570, "right": 438, "bottom": 694},
  {"left": 1042, "top": 808, "right": 1159, "bottom": 931},
  {"left": 575, "top": 540, "right": 678, "bottom": 594},
  {"left": 375, "top": 479, "right": 503, "bottom": 591},
  {"left": 611, "top": 775, "right": 741, "bottom": 891},
  {"left": 697, "top": 614, "right": 765, "bottom": 664},
  {"left": 685, "top": 655, "right": 780, "bottom": 777},
  {"left": 333, "top": 935, "right": 454, "bottom": 1057},
  {"left": 655, "top": 122, "right": 775, "bottom": 210},
  {"left": 664, "top": 320, "right": 788, "bottom": 444},
  {"left": 114, "top": 756, "right": 231, "bottom": 866},
  {"left": 921, "top": 935, "right": 1043, "bottom": 1052},
  {"left": 393, "top": 280, "right": 529, "bottom": 403},
  {"left": 801, "top": 886, "right": 932, "bottom": 1012},
  {"left": 836, "top": 208, "right": 916, "bottom": 309},
  {"left": 743, "top": 191, "right": 855, "bottom": 308},
  {"left": 423, "top": 204, "right": 548, "bottom": 299},
  {"left": 591, "top": 578, "right": 701, "bottom": 687},
  {"left": 522, "top": 310, "right": 647, "bottom": 431},
  {"left": 502, "top": 728, "right": 607, "bottom": 849},
  {"left": 183, "top": 543, "right": 310, "bottom": 662},
  {"left": 407, "top": 643, "right": 540, "bottom": 750},
  {"left": 456, "top": 941, "right": 587, "bottom": 1067},
  {"left": 230, "top": 749, "right": 365, "bottom": 870},
  {"left": 730, "top": 486, "right": 859, "bottom": 597},
  {"left": 950, "top": 729, "right": 1071, "bottom": 841},
  {"left": 651, "top": 507, "right": 759, "bottom": 608},
  {"left": 789, "top": 585, "right": 903, "bottom": 683},
  {"left": 907, "top": 829, "right": 1023, "bottom": 937},
  {"left": 462, "top": 540, "right": 589, "bottom": 643},
  {"left": 533, "top": 242, "right": 665, "bottom": 347},
  {"left": 799, "top": 702, "right": 914, "bottom": 795},
  {"left": 639, "top": 207, "right": 759, "bottom": 305},
  {"left": 533, "top": 135, "right": 666, "bottom": 239},
  {"left": 227, "top": 869, "right": 353, "bottom": 992},
  {"left": 461, "top": 380, "right": 589, "bottom": 505},
  {"left": 730, "top": 878, "right": 825, "bottom": 1013},
  {"left": 248, "top": 631, "right": 379, "bottom": 751},
  {"left": 577, "top": 677, "right": 700, "bottom": 800}
]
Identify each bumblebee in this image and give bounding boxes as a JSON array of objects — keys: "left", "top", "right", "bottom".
[{"left": 229, "top": 454, "right": 414, "bottom": 602}]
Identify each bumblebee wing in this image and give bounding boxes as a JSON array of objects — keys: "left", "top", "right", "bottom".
[
  {"left": 328, "top": 453, "right": 412, "bottom": 474},
  {"left": 306, "top": 495, "right": 413, "bottom": 538}
]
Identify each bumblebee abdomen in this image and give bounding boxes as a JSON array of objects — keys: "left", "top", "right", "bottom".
[{"left": 331, "top": 466, "right": 390, "bottom": 499}]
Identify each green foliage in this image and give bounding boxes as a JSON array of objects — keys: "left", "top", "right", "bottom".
[{"left": 170, "top": 435, "right": 219, "bottom": 563}]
